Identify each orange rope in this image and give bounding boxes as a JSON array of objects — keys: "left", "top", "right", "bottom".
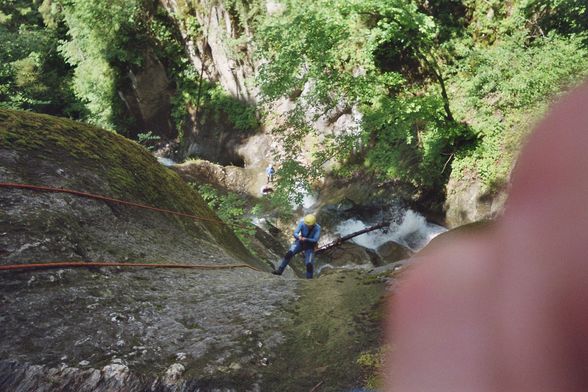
[
  {"left": 0, "top": 182, "right": 254, "bottom": 230},
  {"left": 0, "top": 261, "right": 261, "bottom": 272},
  {"left": 0, "top": 182, "right": 264, "bottom": 273}
]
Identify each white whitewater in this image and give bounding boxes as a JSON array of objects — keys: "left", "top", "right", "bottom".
[{"left": 334, "top": 209, "right": 446, "bottom": 252}]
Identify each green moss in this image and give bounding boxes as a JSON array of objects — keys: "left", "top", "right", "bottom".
[
  {"left": 262, "top": 270, "right": 387, "bottom": 391},
  {"left": 356, "top": 346, "right": 388, "bottom": 390}
]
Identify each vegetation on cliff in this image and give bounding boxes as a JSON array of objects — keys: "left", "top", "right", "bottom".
[
  {"left": 1, "top": 0, "right": 587, "bottom": 206},
  {"left": 257, "top": 0, "right": 588, "bottom": 201}
]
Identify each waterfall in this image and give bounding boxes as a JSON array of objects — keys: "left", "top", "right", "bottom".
[
  {"left": 334, "top": 209, "right": 446, "bottom": 252},
  {"left": 289, "top": 182, "right": 319, "bottom": 210},
  {"left": 156, "top": 157, "right": 177, "bottom": 167}
]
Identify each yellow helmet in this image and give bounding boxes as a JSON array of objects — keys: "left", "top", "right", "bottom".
[{"left": 303, "top": 214, "right": 316, "bottom": 226}]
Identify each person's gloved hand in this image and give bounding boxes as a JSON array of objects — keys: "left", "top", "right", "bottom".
[{"left": 387, "top": 80, "right": 588, "bottom": 392}]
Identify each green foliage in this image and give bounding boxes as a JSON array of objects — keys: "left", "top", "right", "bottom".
[
  {"left": 145, "top": 7, "right": 194, "bottom": 138},
  {"left": 257, "top": 1, "right": 350, "bottom": 104},
  {"left": 192, "top": 183, "right": 257, "bottom": 249},
  {"left": 257, "top": 0, "right": 445, "bottom": 105},
  {"left": 223, "top": 0, "right": 265, "bottom": 30},
  {"left": 459, "top": 31, "right": 588, "bottom": 112},
  {"left": 270, "top": 159, "right": 313, "bottom": 207},
  {"left": 257, "top": 0, "right": 461, "bottom": 193},
  {"left": 205, "top": 84, "right": 259, "bottom": 132},
  {"left": 222, "top": 0, "right": 265, "bottom": 62},
  {"left": 146, "top": 1, "right": 261, "bottom": 143},
  {"left": 521, "top": 0, "right": 588, "bottom": 37},
  {"left": 356, "top": 346, "right": 388, "bottom": 390},
  {"left": 360, "top": 89, "right": 473, "bottom": 188},
  {"left": 258, "top": 0, "right": 588, "bottom": 198},
  {"left": 1, "top": 0, "right": 154, "bottom": 130},
  {"left": 0, "top": 1, "right": 84, "bottom": 117},
  {"left": 148, "top": 9, "right": 258, "bottom": 140},
  {"left": 0, "top": 0, "right": 173, "bottom": 132},
  {"left": 56, "top": 0, "right": 149, "bottom": 130},
  {"left": 3, "top": 0, "right": 587, "bottom": 204},
  {"left": 169, "top": 72, "right": 259, "bottom": 140},
  {"left": 137, "top": 131, "right": 161, "bottom": 151},
  {"left": 449, "top": 24, "right": 588, "bottom": 188}
]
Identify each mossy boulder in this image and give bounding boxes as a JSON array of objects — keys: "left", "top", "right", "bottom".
[
  {"left": 376, "top": 240, "right": 413, "bottom": 265},
  {"left": 317, "top": 242, "right": 378, "bottom": 272},
  {"left": 261, "top": 270, "right": 389, "bottom": 392},
  {"left": 0, "top": 108, "right": 263, "bottom": 268}
]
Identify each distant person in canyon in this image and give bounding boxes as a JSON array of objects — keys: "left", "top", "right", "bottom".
[
  {"left": 387, "top": 80, "right": 588, "bottom": 391},
  {"left": 272, "top": 214, "right": 321, "bottom": 279},
  {"left": 266, "top": 163, "right": 275, "bottom": 183}
]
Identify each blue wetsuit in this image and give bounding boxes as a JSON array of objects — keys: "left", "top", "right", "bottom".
[
  {"left": 266, "top": 165, "right": 275, "bottom": 183},
  {"left": 276, "top": 220, "right": 321, "bottom": 278}
]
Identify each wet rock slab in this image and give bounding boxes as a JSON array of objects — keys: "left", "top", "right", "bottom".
[{"left": 0, "top": 268, "right": 298, "bottom": 391}]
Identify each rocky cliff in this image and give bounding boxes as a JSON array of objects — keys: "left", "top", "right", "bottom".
[
  {"left": 121, "top": 0, "right": 503, "bottom": 227},
  {"left": 157, "top": 0, "right": 264, "bottom": 166},
  {"left": 444, "top": 168, "right": 509, "bottom": 228},
  {"left": 160, "top": 0, "right": 258, "bottom": 103}
]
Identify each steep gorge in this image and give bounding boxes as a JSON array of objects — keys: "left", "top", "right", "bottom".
[{"left": 125, "top": 0, "right": 508, "bottom": 225}]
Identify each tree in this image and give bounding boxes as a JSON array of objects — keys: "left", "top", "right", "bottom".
[
  {"left": 55, "top": 0, "right": 148, "bottom": 130},
  {"left": 0, "top": 0, "right": 83, "bottom": 117},
  {"left": 256, "top": 0, "right": 466, "bottom": 197}
]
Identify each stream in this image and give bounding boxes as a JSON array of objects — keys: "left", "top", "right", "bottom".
[{"left": 333, "top": 209, "right": 446, "bottom": 252}]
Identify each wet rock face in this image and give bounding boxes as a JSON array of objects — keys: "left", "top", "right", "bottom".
[
  {"left": 444, "top": 169, "right": 508, "bottom": 228},
  {"left": 0, "top": 109, "right": 258, "bottom": 268},
  {"left": 0, "top": 108, "right": 295, "bottom": 388},
  {"left": 159, "top": 0, "right": 257, "bottom": 103},
  {"left": 155, "top": 0, "right": 264, "bottom": 166},
  {"left": 0, "top": 183, "right": 234, "bottom": 266},
  {"left": 0, "top": 270, "right": 388, "bottom": 391},
  {"left": 0, "top": 268, "right": 298, "bottom": 391},
  {"left": 118, "top": 52, "right": 175, "bottom": 140}
]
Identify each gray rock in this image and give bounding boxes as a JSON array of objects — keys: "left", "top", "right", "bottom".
[
  {"left": 376, "top": 240, "right": 413, "bottom": 265},
  {"left": 317, "top": 242, "right": 374, "bottom": 269},
  {"left": 173, "top": 159, "right": 266, "bottom": 197},
  {"left": 118, "top": 52, "right": 175, "bottom": 140},
  {"left": 445, "top": 170, "right": 508, "bottom": 228},
  {"left": 163, "top": 363, "right": 185, "bottom": 385},
  {"left": 102, "top": 364, "right": 130, "bottom": 383}
]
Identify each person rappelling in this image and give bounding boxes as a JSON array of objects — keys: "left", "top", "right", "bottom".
[{"left": 272, "top": 214, "right": 321, "bottom": 279}]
